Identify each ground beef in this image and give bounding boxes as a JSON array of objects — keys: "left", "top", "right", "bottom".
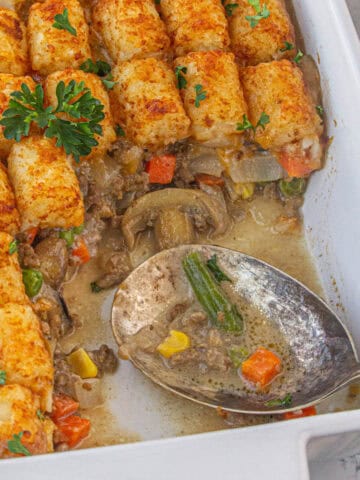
[
  {"left": 123, "top": 172, "right": 149, "bottom": 194},
  {"left": 34, "top": 289, "right": 72, "bottom": 340},
  {"left": 89, "top": 345, "right": 119, "bottom": 376},
  {"left": 35, "top": 237, "right": 69, "bottom": 289},
  {"left": 54, "top": 350, "right": 79, "bottom": 397},
  {"left": 18, "top": 243, "right": 40, "bottom": 269}
]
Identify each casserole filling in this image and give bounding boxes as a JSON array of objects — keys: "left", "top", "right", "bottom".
[{"left": 0, "top": 0, "right": 343, "bottom": 457}]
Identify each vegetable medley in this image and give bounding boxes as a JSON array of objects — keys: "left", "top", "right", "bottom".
[{"left": 0, "top": 0, "right": 325, "bottom": 458}]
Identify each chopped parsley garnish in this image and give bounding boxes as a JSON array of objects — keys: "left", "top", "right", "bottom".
[
  {"left": 316, "top": 105, "right": 324, "bottom": 119},
  {"left": 280, "top": 41, "right": 295, "bottom": 52},
  {"left": 223, "top": 2, "right": 239, "bottom": 17},
  {"left": 90, "top": 282, "right": 102, "bottom": 293},
  {"left": 7, "top": 432, "right": 31, "bottom": 457},
  {"left": 265, "top": 393, "right": 293, "bottom": 408},
  {"left": 115, "top": 124, "right": 125, "bottom": 137},
  {"left": 0, "top": 370, "right": 6, "bottom": 385},
  {"left": 8, "top": 239, "right": 19, "bottom": 255},
  {"left": 207, "top": 255, "right": 232, "bottom": 284},
  {"left": 80, "top": 59, "right": 117, "bottom": 90},
  {"left": 52, "top": 8, "right": 77, "bottom": 36},
  {"left": 236, "top": 112, "right": 270, "bottom": 132},
  {"left": 36, "top": 409, "right": 45, "bottom": 421},
  {"left": 0, "top": 81, "right": 105, "bottom": 163},
  {"left": 194, "top": 84, "right": 207, "bottom": 108},
  {"left": 245, "top": 0, "right": 270, "bottom": 28},
  {"left": 174, "top": 66, "right": 187, "bottom": 90},
  {"left": 293, "top": 49, "right": 304, "bottom": 64}
]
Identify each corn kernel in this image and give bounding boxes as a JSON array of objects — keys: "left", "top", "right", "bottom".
[
  {"left": 67, "top": 348, "right": 98, "bottom": 379},
  {"left": 156, "top": 330, "right": 190, "bottom": 359},
  {"left": 235, "top": 182, "right": 255, "bottom": 200}
]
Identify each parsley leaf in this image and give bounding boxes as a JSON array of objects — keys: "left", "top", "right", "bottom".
[
  {"left": 224, "top": 3, "right": 239, "bottom": 17},
  {"left": 265, "top": 393, "right": 293, "bottom": 408},
  {"left": 36, "top": 409, "right": 45, "bottom": 421},
  {"left": 245, "top": 0, "right": 270, "bottom": 28},
  {"left": 0, "top": 370, "right": 6, "bottom": 385},
  {"left": 7, "top": 432, "right": 31, "bottom": 456},
  {"left": 280, "top": 41, "right": 295, "bottom": 52},
  {"left": 236, "top": 114, "right": 254, "bottom": 132},
  {"left": 207, "top": 255, "right": 232, "bottom": 283},
  {"left": 80, "top": 59, "right": 116, "bottom": 90},
  {"left": 0, "top": 83, "right": 55, "bottom": 141},
  {"left": 115, "top": 124, "right": 125, "bottom": 137},
  {"left": 228, "top": 347, "right": 249, "bottom": 368},
  {"left": 316, "top": 105, "right": 324, "bottom": 119},
  {"left": 80, "top": 59, "right": 111, "bottom": 76},
  {"left": 52, "top": 8, "right": 77, "bottom": 36},
  {"left": 293, "top": 49, "right": 304, "bottom": 64},
  {"left": 256, "top": 111, "right": 270, "bottom": 130},
  {"left": 174, "top": 65, "right": 187, "bottom": 90},
  {"left": 8, "top": 239, "right": 18, "bottom": 255},
  {"left": 194, "top": 84, "right": 207, "bottom": 108},
  {"left": 90, "top": 282, "right": 102, "bottom": 293},
  {"left": 236, "top": 112, "right": 270, "bottom": 132},
  {"left": 0, "top": 80, "right": 105, "bottom": 163}
]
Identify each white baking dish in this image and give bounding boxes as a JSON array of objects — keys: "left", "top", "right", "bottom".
[{"left": 1, "top": 1, "right": 360, "bottom": 478}]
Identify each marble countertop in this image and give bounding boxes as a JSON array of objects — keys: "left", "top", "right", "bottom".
[{"left": 346, "top": 0, "right": 360, "bottom": 34}]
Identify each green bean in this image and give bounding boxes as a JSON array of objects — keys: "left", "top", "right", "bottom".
[{"left": 182, "top": 252, "right": 244, "bottom": 334}]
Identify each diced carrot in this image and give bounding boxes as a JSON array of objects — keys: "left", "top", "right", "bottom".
[
  {"left": 145, "top": 154, "right": 176, "bottom": 184},
  {"left": 195, "top": 173, "right": 224, "bottom": 187},
  {"left": 283, "top": 406, "right": 317, "bottom": 420},
  {"left": 277, "top": 150, "right": 321, "bottom": 178},
  {"left": 26, "top": 227, "right": 38, "bottom": 245},
  {"left": 51, "top": 394, "right": 79, "bottom": 421},
  {"left": 55, "top": 415, "right": 91, "bottom": 448},
  {"left": 241, "top": 347, "right": 282, "bottom": 388},
  {"left": 71, "top": 239, "right": 91, "bottom": 264}
]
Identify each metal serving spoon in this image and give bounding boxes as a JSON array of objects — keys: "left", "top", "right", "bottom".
[{"left": 111, "top": 244, "right": 359, "bottom": 414}]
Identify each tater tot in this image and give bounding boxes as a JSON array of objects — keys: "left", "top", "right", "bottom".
[
  {"left": 0, "top": 165, "right": 20, "bottom": 236},
  {"left": 8, "top": 136, "right": 84, "bottom": 231},
  {"left": 45, "top": 69, "right": 116, "bottom": 159},
  {"left": 160, "top": 0, "right": 230, "bottom": 56},
  {"left": 28, "top": 0, "right": 91, "bottom": 75},
  {"left": 0, "top": 303, "right": 54, "bottom": 411},
  {"left": 0, "top": 74, "right": 36, "bottom": 159},
  {"left": 0, "top": 385, "right": 54, "bottom": 458},
  {"left": 175, "top": 51, "right": 248, "bottom": 147},
  {"left": 0, "top": 232, "right": 27, "bottom": 307},
  {"left": 111, "top": 58, "right": 190, "bottom": 150},
  {"left": 92, "top": 0, "right": 170, "bottom": 63},
  {"left": 240, "top": 60, "right": 322, "bottom": 150},
  {"left": 224, "top": 0, "right": 295, "bottom": 66},
  {"left": 0, "top": 8, "right": 28, "bottom": 75}
]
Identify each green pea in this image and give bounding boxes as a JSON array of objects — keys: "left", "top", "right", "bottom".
[
  {"left": 279, "top": 178, "right": 306, "bottom": 198},
  {"left": 22, "top": 269, "right": 43, "bottom": 297},
  {"left": 59, "top": 229, "right": 75, "bottom": 247}
]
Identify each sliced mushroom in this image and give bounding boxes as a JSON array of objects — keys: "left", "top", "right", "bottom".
[
  {"left": 122, "top": 188, "right": 230, "bottom": 250},
  {"left": 154, "top": 208, "right": 194, "bottom": 250}
]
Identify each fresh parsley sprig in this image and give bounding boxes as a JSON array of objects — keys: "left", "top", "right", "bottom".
[
  {"left": 236, "top": 112, "right": 270, "bottom": 132},
  {"left": 0, "top": 81, "right": 105, "bottom": 163},
  {"left": 246, "top": 0, "right": 270, "bottom": 28},
  {"left": 52, "top": 8, "right": 77, "bottom": 36},
  {"left": 222, "top": 1, "right": 239, "bottom": 17},
  {"left": 80, "top": 59, "right": 117, "bottom": 90},
  {"left": 7, "top": 432, "right": 31, "bottom": 456},
  {"left": 293, "top": 49, "right": 304, "bottom": 64},
  {"left": 265, "top": 393, "right": 292, "bottom": 408},
  {"left": 174, "top": 65, "right": 187, "bottom": 90},
  {"left": 194, "top": 84, "right": 207, "bottom": 108},
  {"left": 280, "top": 41, "right": 295, "bottom": 52},
  {"left": 0, "top": 370, "right": 6, "bottom": 385}
]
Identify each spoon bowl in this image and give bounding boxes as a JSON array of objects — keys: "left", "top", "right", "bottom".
[{"left": 111, "top": 245, "right": 360, "bottom": 414}]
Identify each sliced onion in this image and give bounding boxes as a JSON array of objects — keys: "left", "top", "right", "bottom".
[
  {"left": 189, "top": 147, "right": 223, "bottom": 177},
  {"left": 220, "top": 149, "right": 286, "bottom": 183}
]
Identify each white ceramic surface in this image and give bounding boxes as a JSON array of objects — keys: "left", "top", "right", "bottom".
[{"left": 1, "top": 1, "right": 360, "bottom": 479}]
